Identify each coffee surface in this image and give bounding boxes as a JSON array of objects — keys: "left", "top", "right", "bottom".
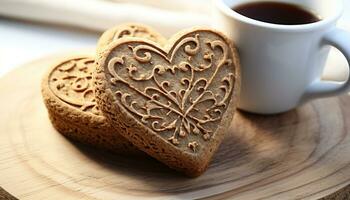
[{"left": 233, "top": 2, "right": 320, "bottom": 25}]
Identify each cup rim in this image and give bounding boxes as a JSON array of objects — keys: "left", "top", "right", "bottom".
[{"left": 215, "top": 0, "right": 343, "bottom": 31}]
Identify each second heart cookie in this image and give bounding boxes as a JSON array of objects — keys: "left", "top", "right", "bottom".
[{"left": 94, "top": 28, "right": 241, "bottom": 176}]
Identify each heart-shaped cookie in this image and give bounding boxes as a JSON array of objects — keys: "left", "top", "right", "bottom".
[
  {"left": 97, "top": 23, "right": 166, "bottom": 55},
  {"left": 94, "top": 28, "right": 241, "bottom": 176},
  {"left": 42, "top": 23, "right": 166, "bottom": 155},
  {"left": 42, "top": 55, "right": 142, "bottom": 154}
]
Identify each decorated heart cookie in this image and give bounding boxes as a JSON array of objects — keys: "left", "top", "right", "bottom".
[
  {"left": 42, "top": 55, "right": 142, "bottom": 155},
  {"left": 94, "top": 28, "right": 241, "bottom": 176},
  {"left": 97, "top": 23, "right": 166, "bottom": 55},
  {"left": 42, "top": 23, "right": 166, "bottom": 155}
]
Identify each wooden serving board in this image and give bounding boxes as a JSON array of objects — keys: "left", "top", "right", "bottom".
[{"left": 0, "top": 52, "right": 350, "bottom": 200}]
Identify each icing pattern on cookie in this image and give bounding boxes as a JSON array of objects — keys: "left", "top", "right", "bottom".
[
  {"left": 105, "top": 31, "right": 237, "bottom": 152},
  {"left": 49, "top": 57, "right": 100, "bottom": 115},
  {"left": 112, "top": 24, "right": 160, "bottom": 42}
]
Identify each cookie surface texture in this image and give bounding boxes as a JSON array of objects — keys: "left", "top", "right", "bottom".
[
  {"left": 42, "top": 56, "right": 142, "bottom": 155},
  {"left": 97, "top": 23, "right": 166, "bottom": 55},
  {"left": 94, "top": 28, "right": 241, "bottom": 176}
]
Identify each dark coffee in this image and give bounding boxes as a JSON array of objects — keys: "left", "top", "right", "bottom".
[{"left": 233, "top": 2, "right": 320, "bottom": 25}]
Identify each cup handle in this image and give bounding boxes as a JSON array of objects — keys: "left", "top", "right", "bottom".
[{"left": 302, "top": 28, "right": 350, "bottom": 102}]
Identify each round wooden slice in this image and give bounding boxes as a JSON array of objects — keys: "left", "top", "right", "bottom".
[{"left": 0, "top": 51, "right": 349, "bottom": 200}]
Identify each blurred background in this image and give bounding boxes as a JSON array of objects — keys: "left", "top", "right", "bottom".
[{"left": 0, "top": 0, "right": 349, "bottom": 80}]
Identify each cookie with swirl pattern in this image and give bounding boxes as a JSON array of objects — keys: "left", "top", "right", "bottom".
[
  {"left": 42, "top": 55, "right": 143, "bottom": 154},
  {"left": 42, "top": 23, "right": 165, "bottom": 155},
  {"left": 97, "top": 23, "right": 166, "bottom": 56},
  {"left": 94, "top": 27, "right": 241, "bottom": 176}
]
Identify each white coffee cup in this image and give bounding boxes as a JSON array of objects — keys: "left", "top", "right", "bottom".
[{"left": 213, "top": 0, "right": 350, "bottom": 114}]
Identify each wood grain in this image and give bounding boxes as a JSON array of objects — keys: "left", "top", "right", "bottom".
[
  {"left": 0, "top": 187, "right": 18, "bottom": 200},
  {"left": 0, "top": 51, "right": 350, "bottom": 200}
]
